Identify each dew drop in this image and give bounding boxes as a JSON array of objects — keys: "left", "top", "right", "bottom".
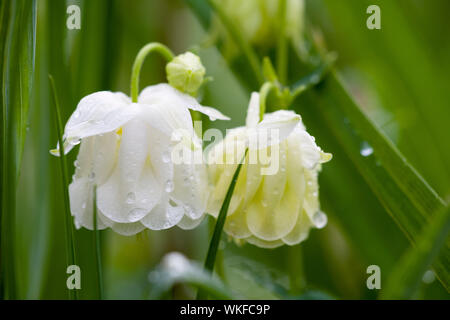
[
  {"left": 88, "top": 172, "right": 95, "bottom": 181},
  {"left": 313, "top": 211, "right": 328, "bottom": 229},
  {"left": 162, "top": 150, "right": 171, "bottom": 163},
  {"left": 74, "top": 160, "right": 80, "bottom": 168},
  {"left": 165, "top": 180, "right": 174, "bottom": 193},
  {"left": 81, "top": 202, "right": 86, "bottom": 209},
  {"left": 360, "top": 141, "right": 373, "bottom": 157},
  {"left": 312, "top": 191, "right": 318, "bottom": 197},
  {"left": 422, "top": 270, "right": 435, "bottom": 284},
  {"left": 126, "top": 192, "right": 136, "bottom": 204}
]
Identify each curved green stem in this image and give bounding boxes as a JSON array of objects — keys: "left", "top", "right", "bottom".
[
  {"left": 276, "top": 0, "right": 288, "bottom": 84},
  {"left": 130, "top": 42, "right": 174, "bottom": 102},
  {"left": 207, "top": 0, "right": 263, "bottom": 85},
  {"left": 259, "top": 82, "right": 277, "bottom": 121}
]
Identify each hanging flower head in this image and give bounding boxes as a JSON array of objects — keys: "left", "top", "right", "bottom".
[
  {"left": 51, "top": 47, "right": 229, "bottom": 235},
  {"left": 215, "top": 0, "right": 305, "bottom": 59},
  {"left": 207, "top": 92, "right": 331, "bottom": 248}
]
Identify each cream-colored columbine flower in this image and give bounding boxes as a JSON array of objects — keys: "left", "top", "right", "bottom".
[
  {"left": 207, "top": 92, "right": 331, "bottom": 248},
  {"left": 217, "top": 0, "right": 304, "bottom": 58},
  {"left": 51, "top": 83, "right": 229, "bottom": 235}
]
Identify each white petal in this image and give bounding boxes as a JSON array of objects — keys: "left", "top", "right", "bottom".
[
  {"left": 53, "top": 91, "right": 138, "bottom": 155},
  {"left": 245, "top": 92, "right": 260, "bottom": 128},
  {"left": 170, "top": 142, "right": 208, "bottom": 220},
  {"left": 139, "top": 83, "right": 229, "bottom": 121},
  {"left": 177, "top": 215, "right": 204, "bottom": 230},
  {"left": 73, "top": 133, "right": 119, "bottom": 184},
  {"left": 97, "top": 119, "right": 163, "bottom": 223},
  {"left": 69, "top": 178, "right": 109, "bottom": 231},
  {"left": 140, "top": 196, "right": 184, "bottom": 230}
]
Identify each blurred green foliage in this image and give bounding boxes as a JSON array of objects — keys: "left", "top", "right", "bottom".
[{"left": 0, "top": 0, "right": 448, "bottom": 299}]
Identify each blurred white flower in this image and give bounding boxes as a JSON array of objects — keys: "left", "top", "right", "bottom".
[
  {"left": 51, "top": 83, "right": 229, "bottom": 235},
  {"left": 207, "top": 92, "right": 331, "bottom": 248}
]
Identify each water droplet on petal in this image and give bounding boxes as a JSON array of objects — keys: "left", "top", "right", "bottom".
[
  {"left": 360, "top": 141, "right": 373, "bottom": 157},
  {"left": 126, "top": 192, "right": 136, "bottom": 204},
  {"left": 162, "top": 150, "right": 171, "bottom": 163},
  {"left": 312, "top": 191, "right": 318, "bottom": 197},
  {"left": 81, "top": 202, "right": 86, "bottom": 209},
  {"left": 88, "top": 172, "right": 95, "bottom": 181},
  {"left": 313, "top": 211, "right": 327, "bottom": 229},
  {"left": 165, "top": 180, "right": 174, "bottom": 193}
]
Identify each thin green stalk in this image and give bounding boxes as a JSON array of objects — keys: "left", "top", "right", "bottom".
[
  {"left": 287, "top": 245, "right": 306, "bottom": 295},
  {"left": 49, "top": 75, "right": 77, "bottom": 300},
  {"left": 206, "top": 0, "right": 263, "bottom": 85},
  {"left": 130, "top": 42, "right": 174, "bottom": 102},
  {"left": 197, "top": 150, "right": 248, "bottom": 299},
  {"left": 93, "top": 185, "right": 104, "bottom": 300},
  {"left": 276, "top": 0, "right": 288, "bottom": 84}
]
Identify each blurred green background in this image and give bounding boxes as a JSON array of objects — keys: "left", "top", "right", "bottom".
[{"left": 1, "top": 0, "right": 449, "bottom": 299}]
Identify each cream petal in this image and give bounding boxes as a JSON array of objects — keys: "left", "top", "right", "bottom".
[
  {"left": 206, "top": 136, "right": 247, "bottom": 217},
  {"left": 245, "top": 92, "right": 260, "bottom": 128},
  {"left": 140, "top": 196, "right": 184, "bottom": 230},
  {"left": 294, "top": 128, "right": 323, "bottom": 170},
  {"left": 139, "top": 83, "right": 229, "bottom": 121},
  {"left": 223, "top": 205, "right": 252, "bottom": 239},
  {"left": 244, "top": 236, "right": 284, "bottom": 249},
  {"left": 53, "top": 91, "right": 138, "bottom": 155},
  {"left": 248, "top": 110, "right": 300, "bottom": 150},
  {"left": 246, "top": 142, "right": 300, "bottom": 240},
  {"left": 97, "top": 119, "right": 163, "bottom": 223},
  {"left": 282, "top": 210, "right": 312, "bottom": 245}
]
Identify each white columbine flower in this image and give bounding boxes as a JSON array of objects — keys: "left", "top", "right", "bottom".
[
  {"left": 51, "top": 83, "right": 229, "bottom": 235},
  {"left": 207, "top": 92, "right": 331, "bottom": 248}
]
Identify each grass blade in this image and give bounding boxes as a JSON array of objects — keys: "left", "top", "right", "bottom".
[
  {"left": 49, "top": 74, "right": 78, "bottom": 300},
  {"left": 93, "top": 185, "right": 104, "bottom": 300},
  {"left": 382, "top": 206, "right": 450, "bottom": 299},
  {"left": 0, "top": 0, "right": 37, "bottom": 299},
  {"left": 197, "top": 150, "right": 247, "bottom": 299}
]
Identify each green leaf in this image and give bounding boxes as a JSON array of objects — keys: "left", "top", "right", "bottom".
[
  {"left": 299, "top": 73, "right": 448, "bottom": 290},
  {"left": 187, "top": 0, "right": 449, "bottom": 292},
  {"left": 49, "top": 75, "right": 78, "bottom": 300},
  {"left": 382, "top": 206, "right": 450, "bottom": 299},
  {"left": 0, "top": 0, "right": 37, "bottom": 299},
  {"left": 198, "top": 150, "right": 247, "bottom": 299},
  {"left": 149, "top": 253, "right": 235, "bottom": 300}
]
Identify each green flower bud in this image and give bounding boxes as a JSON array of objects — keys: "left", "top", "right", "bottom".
[{"left": 166, "top": 52, "right": 206, "bottom": 96}]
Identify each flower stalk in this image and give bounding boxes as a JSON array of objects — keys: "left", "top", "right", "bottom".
[{"left": 130, "top": 42, "right": 175, "bottom": 102}]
